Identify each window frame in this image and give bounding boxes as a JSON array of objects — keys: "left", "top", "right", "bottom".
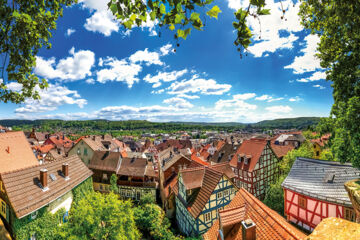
[{"left": 298, "top": 196, "right": 307, "bottom": 209}]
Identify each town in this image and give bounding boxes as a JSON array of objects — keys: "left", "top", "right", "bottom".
[{"left": 0, "top": 122, "right": 359, "bottom": 239}]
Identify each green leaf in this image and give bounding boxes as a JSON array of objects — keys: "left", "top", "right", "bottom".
[
  {"left": 205, "top": 0, "right": 215, "bottom": 5},
  {"left": 258, "top": 8, "right": 271, "bottom": 15},
  {"left": 169, "top": 24, "right": 175, "bottom": 31},
  {"left": 123, "top": 20, "right": 133, "bottom": 29},
  {"left": 178, "top": 28, "right": 192, "bottom": 40},
  {"left": 150, "top": 11, "right": 156, "bottom": 21},
  {"left": 130, "top": 14, "right": 137, "bottom": 21},
  {"left": 206, "top": 5, "right": 221, "bottom": 19},
  {"left": 190, "top": 12, "right": 200, "bottom": 22},
  {"left": 160, "top": 4, "right": 166, "bottom": 14},
  {"left": 175, "top": 13, "right": 185, "bottom": 24},
  {"left": 109, "top": 4, "right": 117, "bottom": 15}
]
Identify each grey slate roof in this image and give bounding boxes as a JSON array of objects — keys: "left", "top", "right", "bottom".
[{"left": 282, "top": 157, "right": 360, "bottom": 207}]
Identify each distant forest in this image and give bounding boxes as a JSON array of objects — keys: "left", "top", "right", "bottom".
[{"left": 0, "top": 117, "right": 321, "bottom": 137}]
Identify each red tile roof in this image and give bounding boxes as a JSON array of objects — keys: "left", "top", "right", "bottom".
[
  {"left": 191, "top": 152, "right": 210, "bottom": 166},
  {"left": 271, "top": 143, "right": 294, "bottom": 159},
  {"left": 203, "top": 188, "right": 307, "bottom": 240},
  {"left": 229, "top": 139, "right": 268, "bottom": 172},
  {"left": 0, "top": 131, "right": 39, "bottom": 173},
  {"left": 0, "top": 154, "right": 92, "bottom": 219},
  {"left": 177, "top": 167, "right": 231, "bottom": 218},
  {"left": 33, "top": 144, "right": 55, "bottom": 154}
]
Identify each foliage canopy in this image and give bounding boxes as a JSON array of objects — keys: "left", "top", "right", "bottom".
[{"left": 299, "top": 0, "right": 360, "bottom": 168}]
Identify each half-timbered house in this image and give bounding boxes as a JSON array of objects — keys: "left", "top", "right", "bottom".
[
  {"left": 203, "top": 188, "right": 307, "bottom": 240},
  {"left": 174, "top": 166, "right": 238, "bottom": 236},
  {"left": 229, "top": 139, "right": 280, "bottom": 200},
  {"left": 282, "top": 157, "right": 360, "bottom": 231}
]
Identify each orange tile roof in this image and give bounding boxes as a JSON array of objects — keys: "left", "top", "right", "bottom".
[
  {"left": 216, "top": 140, "right": 226, "bottom": 151},
  {"left": 203, "top": 188, "right": 307, "bottom": 240},
  {"left": 33, "top": 144, "right": 55, "bottom": 154},
  {"left": 0, "top": 131, "right": 39, "bottom": 173},
  {"left": 229, "top": 139, "right": 268, "bottom": 172},
  {"left": 178, "top": 167, "right": 226, "bottom": 218},
  {"left": 219, "top": 205, "right": 246, "bottom": 227},
  {"left": 191, "top": 153, "right": 210, "bottom": 166},
  {"left": 47, "top": 135, "right": 73, "bottom": 148},
  {"left": 209, "top": 162, "right": 235, "bottom": 179},
  {"left": 271, "top": 143, "right": 294, "bottom": 158}
]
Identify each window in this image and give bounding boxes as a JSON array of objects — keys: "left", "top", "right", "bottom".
[
  {"left": 224, "top": 189, "right": 229, "bottom": 196},
  {"left": 0, "top": 200, "right": 6, "bottom": 219},
  {"left": 126, "top": 190, "right": 131, "bottom": 197},
  {"left": 204, "top": 212, "right": 211, "bottom": 222},
  {"left": 84, "top": 148, "right": 88, "bottom": 156},
  {"left": 217, "top": 191, "right": 222, "bottom": 199},
  {"left": 136, "top": 191, "right": 141, "bottom": 200},
  {"left": 316, "top": 151, "right": 320, "bottom": 157},
  {"left": 237, "top": 155, "right": 242, "bottom": 163},
  {"left": 77, "top": 148, "right": 80, "bottom": 155},
  {"left": 298, "top": 196, "right": 307, "bottom": 209},
  {"left": 344, "top": 207, "right": 356, "bottom": 222},
  {"left": 30, "top": 211, "right": 38, "bottom": 220},
  {"left": 244, "top": 157, "right": 249, "bottom": 165},
  {"left": 63, "top": 211, "right": 69, "bottom": 223},
  {"left": 30, "top": 233, "right": 36, "bottom": 240}
]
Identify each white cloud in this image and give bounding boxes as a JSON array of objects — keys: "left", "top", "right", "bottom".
[
  {"left": 144, "top": 69, "right": 188, "bottom": 88},
  {"left": 313, "top": 84, "right": 325, "bottom": 90},
  {"left": 285, "top": 34, "right": 321, "bottom": 74},
  {"left": 296, "top": 71, "right": 326, "bottom": 82},
  {"left": 167, "top": 78, "right": 231, "bottom": 95},
  {"left": 5, "top": 82, "right": 23, "bottom": 92},
  {"left": 151, "top": 89, "right": 165, "bottom": 94},
  {"left": 95, "top": 44, "right": 172, "bottom": 87},
  {"left": 227, "top": 0, "right": 303, "bottom": 57},
  {"left": 215, "top": 94, "right": 257, "bottom": 110},
  {"left": 86, "top": 79, "right": 95, "bottom": 84},
  {"left": 65, "top": 28, "right": 76, "bottom": 37},
  {"left": 163, "top": 97, "right": 194, "bottom": 109},
  {"left": 233, "top": 93, "right": 256, "bottom": 100},
  {"left": 15, "top": 84, "right": 87, "bottom": 113},
  {"left": 84, "top": 10, "right": 119, "bottom": 37},
  {"left": 80, "top": 0, "right": 157, "bottom": 37},
  {"left": 176, "top": 94, "right": 200, "bottom": 99},
  {"left": 129, "top": 48, "right": 165, "bottom": 66},
  {"left": 34, "top": 47, "right": 95, "bottom": 81},
  {"left": 96, "top": 57, "right": 142, "bottom": 87},
  {"left": 289, "top": 96, "right": 303, "bottom": 102},
  {"left": 265, "top": 105, "right": 293, "bottom": 113},
  {"left": 255, "top": 94, "right": 284, "bottom": 102},
  {"left": 160, "top": 44, "right": 173, "bottom": 56}
]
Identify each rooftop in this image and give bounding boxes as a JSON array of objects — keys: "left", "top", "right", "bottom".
[
  {"left": 0, "top": 154, "right": 92, "bottom": 219},
  {"left": 0, "top": 131, "right": 39, "bottom": 173},
  {"left": 203, "top": 188, "right": 307, "bottom": 240},
  {"left": 282, "top": 157, "right": 360, "bottom": 206}
]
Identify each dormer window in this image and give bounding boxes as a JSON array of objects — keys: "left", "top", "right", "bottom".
[{"left": 244, "top": 157, "right": 249, "bottom": 165}]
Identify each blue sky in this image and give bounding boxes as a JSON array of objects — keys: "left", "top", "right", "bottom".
[{"left": 0, "top": 0, "right": 333, "bottom": 123}]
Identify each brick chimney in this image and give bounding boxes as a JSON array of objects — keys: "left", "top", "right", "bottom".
[
  {"left": 241, "top": 219, "right": 256, "bottom": 240},
  {"left": 62, "top": 163, "right": 69, "bottom": 180},
  {"left": 40, "top": 169, "right": 48, "bottom": 190}
]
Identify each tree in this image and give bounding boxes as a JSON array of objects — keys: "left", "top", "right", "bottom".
[
  {"left": 110, "top": 173, "right": 118, "bottom": 193},
  {"left": 263, "top": 175, "right": 285, "bottom": 214},
  {"left": 299, "top": 1, "right": 360, "bottom": 168},
  {"left": 0, "top": 0, "right": 75, "bottom": 103},
  {"left": 264, "top": 141, "right": 314, "bottom": 214},
  {"left": 65, "top": 191, "right": 140, "bottom": 240},
  {"left": 134, "top": 197, "right": 181, "bottom": 240}
]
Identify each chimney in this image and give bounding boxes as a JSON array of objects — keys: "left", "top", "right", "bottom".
[
  {"left": 63, "top": 135, "right": 65, "bottom": 140},
  {"left": 241, "top": 219, "right": 256, "bottom": 240},
  {"left": 92, "top": 135, "right": 96, "bottom": 141},
  {"left": 62, "top": 163, "right": 69, "bottom": 180},
  {"left": 6, "top": 146, "right": 10, "bottom": 154},
  {"left": 57, "top": 135, "right": 60, "bottom": 140},
  {"left": 40, "top": 169, "right": 48, "bottom": 190}
]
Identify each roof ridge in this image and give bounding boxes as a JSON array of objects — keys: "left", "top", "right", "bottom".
[{"left": 297, "top": 157, "right": 353, "bottom": 167}]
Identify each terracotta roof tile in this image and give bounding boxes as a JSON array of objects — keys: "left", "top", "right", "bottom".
[
  {"left": 203, "top": 188, "right": 307, "bottom": 240},
  {"left": 210, "top": 162, "right": 235, "bottom": 179},
  {"left": 271, "top": 143, "right": 294, "bottom": 158},
  {"left": 89, "top": 151, "right": 122, "bottom": 172},
  {"left": 229, "top": 139, "right": 268, "bottom": 172},
  {"left": 0, "top": 154, "right": 92, "bottom": 219},
  {"left": 0, "top": 131, "right": 39, "bottom": 173}
]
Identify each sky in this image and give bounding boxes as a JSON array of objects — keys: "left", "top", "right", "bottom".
[{"left": 0, "top": 0, "right": 333, "bottom": 123}]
